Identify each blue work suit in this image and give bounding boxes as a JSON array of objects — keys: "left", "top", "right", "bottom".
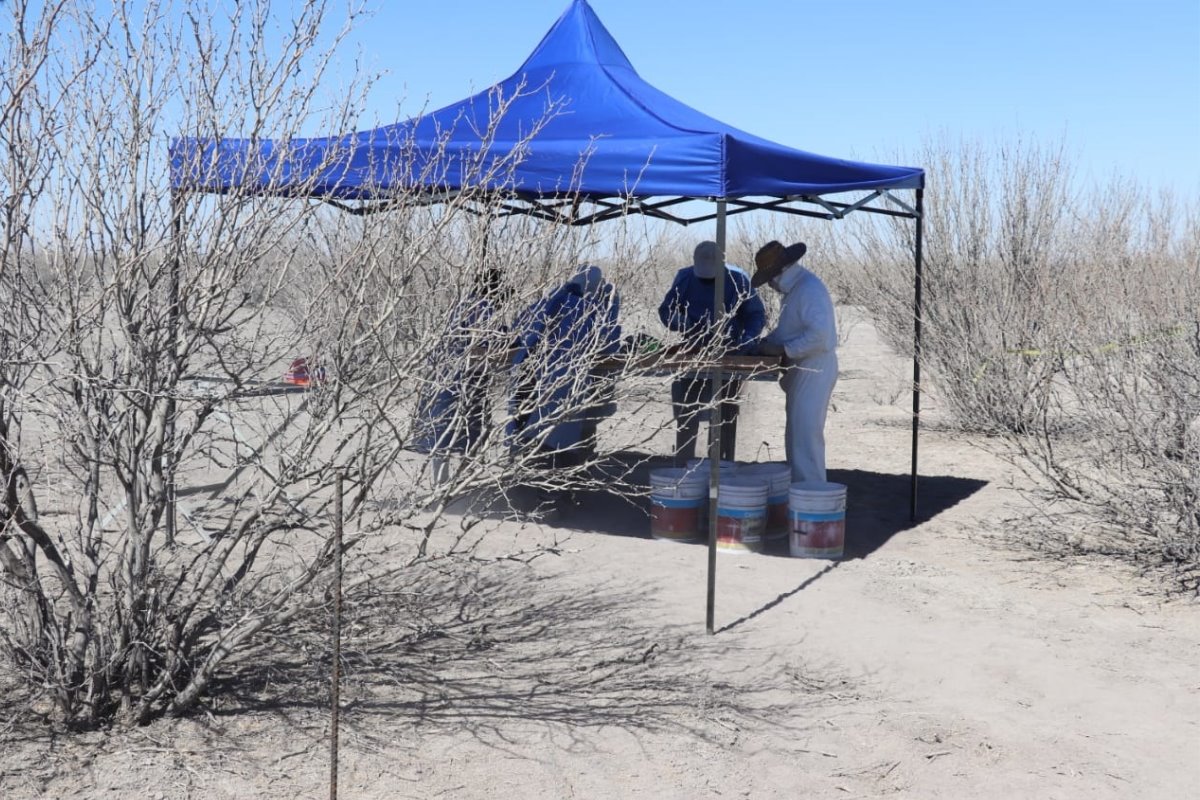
[
  {"left": 657, "top": 265, "right": 765, "bottom": 353},
  {"left": 658, "top": 265, "right": 765, "bottom": 462},
  {"left": 508, "top": 280, "right": 622, "bottom": 455},
  {"left": 412, "top": 295, "right": 497, "bottom": 456}
]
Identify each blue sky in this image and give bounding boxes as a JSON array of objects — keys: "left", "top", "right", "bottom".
[{"left": 339, "top": 0, "right": 1200, "bottom": 195}]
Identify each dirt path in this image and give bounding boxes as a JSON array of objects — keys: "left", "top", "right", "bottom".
[{"left": 2, "top": 310, "right": 1197, "bottom": 799}]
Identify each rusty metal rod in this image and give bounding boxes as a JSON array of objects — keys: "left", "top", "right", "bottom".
[{"left": 330, "top": 473, "right": 344, "bottom": 800}]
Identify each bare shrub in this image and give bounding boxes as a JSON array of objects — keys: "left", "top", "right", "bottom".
[
  {"left": 826, "top": 134, "right": 1077, "bottom": 434},
  {"left": 0, "top": 0, "right": 760, "bottom": 730},
  {"left": 775, "top": 131, "right": 1200, "bottom": 580},
  {"left": 1004, "top": 187, "right": 1200, "bottom": 583},
  {"left": 0, "top": 0, "right": 399, "bottom": 729}
]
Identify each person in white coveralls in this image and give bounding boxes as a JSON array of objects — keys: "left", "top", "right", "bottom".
[{"left": 750, "top": 240, "right": 838, "bottom": 484}]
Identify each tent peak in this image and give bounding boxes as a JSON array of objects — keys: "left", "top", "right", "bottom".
[{"left": 516, "top": 0, "right": 637, "bottom": 74}]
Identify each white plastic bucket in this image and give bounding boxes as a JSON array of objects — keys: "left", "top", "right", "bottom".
[
  {"left": 738, "top": 462, "right": 792, "bottom": 540},
  {"left": 649, "top": 468, "right": 708, "bottom": 542},
  {"left": 716, "top": 477, "right": 768, "bottom": 553},
  {"left": 684, "top": 458, "right": 738, "bottom": 483},
  {"left": 788, "top": 481, "right": 847, "bottom": 558}
]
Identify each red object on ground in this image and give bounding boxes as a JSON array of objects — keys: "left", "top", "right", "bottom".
[{"left": 284, "top": 357, "right": 326, "bottom": 386}]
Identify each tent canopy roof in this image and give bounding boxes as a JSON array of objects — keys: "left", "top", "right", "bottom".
[{"left": 170, "top": 0, "right": 923, "bottom": 203}]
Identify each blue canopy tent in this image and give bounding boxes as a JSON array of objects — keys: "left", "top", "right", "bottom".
[
  {"left": 170, "top": 0, "right": 926, "bottom": 633},
  {"left": 170, "top": 0, "right": 922, "bottom": 223}
]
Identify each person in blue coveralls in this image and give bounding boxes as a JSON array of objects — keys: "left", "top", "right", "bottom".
[
  {"left": 508, "top": 264, "right": 622, "bottom": 509},
  {"left": 658, "top": 240, "right": 766, "bottom": 465},
  {"left": 412, "top": 267, "right": 507, "bottom": 485}
]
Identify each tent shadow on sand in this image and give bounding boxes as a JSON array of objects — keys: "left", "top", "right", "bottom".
[{"left": 550, "top": 451, "right": 989, "bottom": 562}]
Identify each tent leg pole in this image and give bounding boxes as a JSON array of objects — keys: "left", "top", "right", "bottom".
[
  {"left": 166, "top": 190, "right": 183, "bottom": 545},
  {"left": 706, "top": 201, "right": 727, "bottom": 635},
  {"left": 910, "top": 188, "right": 924, "bottom": 523}
]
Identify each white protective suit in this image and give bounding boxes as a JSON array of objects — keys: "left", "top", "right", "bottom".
[{"left": 763, "top": 263, "right": 838, "bottom": 484}]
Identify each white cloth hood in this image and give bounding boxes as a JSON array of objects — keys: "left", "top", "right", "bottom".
[{"left": 774, "top": 262, "right": 808, "bottom": 294}]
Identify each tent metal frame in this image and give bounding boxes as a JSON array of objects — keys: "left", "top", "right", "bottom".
[
  {"left": 312, "top": 187, "right": 919, "bottom": 226},
  {"left": 168, "top": 184, "right": 925, "bottom": 637}
]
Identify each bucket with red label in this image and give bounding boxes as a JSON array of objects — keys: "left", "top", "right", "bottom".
[
  {"left": 738, "top": 462, "right": 791, "bottom": 541},
  {"left": 716, "top": 477, "right": 768, "bottom": 553},
  {"left": 649, "top": 468, "right": 707, "bottom": 542},
  {"left": 788, "top": 481, "right": 847, "bottom": 559}
]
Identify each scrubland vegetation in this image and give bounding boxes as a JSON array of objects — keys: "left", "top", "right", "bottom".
[
  {"left": 0, "top": 0, "right": 734, "bottom": 729},
  {"left": 809, "top": 136, "right": 1199, "bottom": 586},
  {"left": 1, "top": 0, "right": 1195, "bottom": 736}
]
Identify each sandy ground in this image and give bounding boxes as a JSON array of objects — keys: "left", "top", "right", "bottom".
[{"left": 2, "top": 309, "right": 1198, "bottom": 799}]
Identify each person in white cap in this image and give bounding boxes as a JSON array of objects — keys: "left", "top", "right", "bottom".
[
  {"left": 750, "top": 240, "right": 838, "bottom": 484},
  {"left": 658, "top": 240, "right": 765, "bottom": 464}
]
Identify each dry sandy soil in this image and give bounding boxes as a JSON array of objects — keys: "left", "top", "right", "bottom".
[{"left": 2, "top": 309, "right": 1197, "bottom": 799}]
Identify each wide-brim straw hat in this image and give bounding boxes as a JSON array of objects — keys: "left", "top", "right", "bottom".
[{"left": 751, "top": 240, "right": 807, "bottom": 288}]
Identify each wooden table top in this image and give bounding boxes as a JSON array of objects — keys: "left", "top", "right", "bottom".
[{"left": 593, "top": 352, "right": 783, "bottom": 374}]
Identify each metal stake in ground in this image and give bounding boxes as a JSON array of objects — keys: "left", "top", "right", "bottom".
[{"left": 330, "top": 473, "right": 344, "bottom": 800}]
